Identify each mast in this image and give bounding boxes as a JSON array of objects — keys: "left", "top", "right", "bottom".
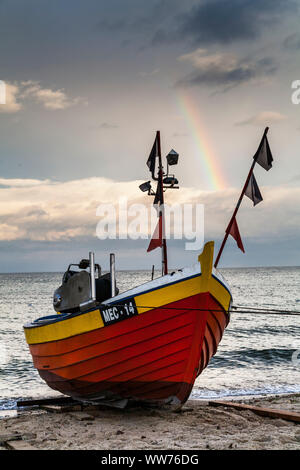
[
  {"left": 156, "top": 131, "right": 168, "bottom": 276},
  {"left": 141, "top": 131, "right": 179, "bottom": 277}
]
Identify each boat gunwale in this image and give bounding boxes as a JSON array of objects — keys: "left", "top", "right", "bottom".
[{"left": 23, "top": 270, "right": 232, "bottom": 330}]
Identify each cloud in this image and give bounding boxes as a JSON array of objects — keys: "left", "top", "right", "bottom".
[
  {"left": 0, "top": 178, "right": 51, "bottom": 188},
  {"left": 235, "top": 111, "right": 288, "bottom": 127},
  {"left": 177, "top": 0, "right": 298, "bottom": 45},
  {"left": 175, "top": 49, "right": 276, "bottom": 90},
  {"left": 0, "top": 177, "right": 299, "bottom": 246},
  {"left": 95, "top": 0, "right": 185, "bottom": 50},
  {"left": 0, "top": 177, "right": 144, "bottom": 242},
  {"left": 20, "top": 80, "right": 83, "bottom": 110},
  {"left": 0, "top": 82, "right": 22, "bottom": 113},
  {"left": 96, "top": 0, "right": 182, "bottom": 33},
  {"left": 0, "top": 80, "right": 85, "bottom": 112},
  {"left": 0, "top": 223, "right": 25, "bottom": 241},
  {"left": 93, "top": 0, "right": 299, "bottom": 53},
  {"left": 283, "top": 33, "right": 300, "bottom": 50}
]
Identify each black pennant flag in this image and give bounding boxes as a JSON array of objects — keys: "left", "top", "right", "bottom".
[
  {"left": 254, "top": 135, "right": 273, "bottom": 171},
  {"left": 245, "top": 173, "right": 263, "bottom": 206},
  {"left": 146, "top": 134, "right": 158, "bottom": 175}
]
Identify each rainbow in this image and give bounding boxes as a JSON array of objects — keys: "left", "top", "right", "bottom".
[{"left": 175, "top": 92, "right": 226, "bottom": 191}]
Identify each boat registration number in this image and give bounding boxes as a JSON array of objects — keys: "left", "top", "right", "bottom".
[{"left": 100, "top": 299, "right": 138, "bottom": 326}]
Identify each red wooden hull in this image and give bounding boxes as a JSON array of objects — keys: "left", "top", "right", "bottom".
[{"left": 28, "top": 293, "right": 229, "bottom": 405}]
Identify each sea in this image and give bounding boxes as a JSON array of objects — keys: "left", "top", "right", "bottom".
[{"left": 0, "top": 267, "right": 299, "bottom": 414}]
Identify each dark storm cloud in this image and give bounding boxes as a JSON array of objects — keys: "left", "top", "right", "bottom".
[
  {"left": 175, "top": 51, "right": 277, "bottom": 90},
  {"left": 177, "top": 0, "right": 298, "bottom": 45},
  {"left": 95, "top": 0, "right": 184, "bottom": 35},
  {"left": 177, "top": 64, "right": 255, "bottom": 88}
]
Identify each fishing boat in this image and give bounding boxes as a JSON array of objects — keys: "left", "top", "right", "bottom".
[{"left": 23, "top": 128, "right": 273, "bottom": 407}]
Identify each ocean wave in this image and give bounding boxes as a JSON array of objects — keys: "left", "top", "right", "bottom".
[
  {"left": 191, "top": 384, "right": 300, "bottom": 400},
  {"left": 209, "top": 348, "right": 297, "bottom": 368},
  {"left": 228, "top": 326, "right": 300, "bottom": 338}
]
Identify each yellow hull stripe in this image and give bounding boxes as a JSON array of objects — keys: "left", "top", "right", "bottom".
[
  {"left": 24, "top": 275, "right": 231, "bottom": 346},
  {"left": 136, "top": 274, "right": 231, "bottom": 314},
  {"left": 24, "top": 309, "right": 104, "bottom": 345},
  {"left": 210, "top": 276, "right": 231, "bottom": 311}
]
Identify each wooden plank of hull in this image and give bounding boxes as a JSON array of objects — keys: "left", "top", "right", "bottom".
[
  {"left": 31, "top": 313, "right": 194, "bottom": 370},
  {"left": 29, "top": 293, "right": 228, "bottom": 405},
  {"left": 198, "top": 306, "right": 229, "bottom": 376}
]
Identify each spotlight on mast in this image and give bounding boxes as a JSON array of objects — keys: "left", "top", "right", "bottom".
[
  {"left": 166, "top": 149, "right": 179, "bottom": 166},
  {"left": 139, "top": 181, "right": 152, "bottom": 193}
]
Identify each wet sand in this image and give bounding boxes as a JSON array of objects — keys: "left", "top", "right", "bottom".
[{"left": 0, "top": 394, "right": 300, "bottom": 450}]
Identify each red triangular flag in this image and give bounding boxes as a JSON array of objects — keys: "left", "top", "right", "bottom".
[
  {"left": 147, "top": 215, "right": 163, "bottom": 252},
  {"left": 227, "top": 217, "right": 245, "bottom": 253}
]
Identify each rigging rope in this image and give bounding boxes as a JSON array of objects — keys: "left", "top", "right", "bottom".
[{"left": 105, "top": 303, "right": 300, "bottom": 316}]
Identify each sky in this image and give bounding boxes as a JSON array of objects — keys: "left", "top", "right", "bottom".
[{"left": 0, "top": 0, "right": 299, "bottom": 272}]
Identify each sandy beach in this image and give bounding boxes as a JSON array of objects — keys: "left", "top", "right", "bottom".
[{"left": 0, "top": 394, "right": 299, "bottom": 451}]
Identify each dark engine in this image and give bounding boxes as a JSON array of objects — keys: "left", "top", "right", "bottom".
[{"left": 53, "top": 262, "right": 118, "bottom": 314}]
